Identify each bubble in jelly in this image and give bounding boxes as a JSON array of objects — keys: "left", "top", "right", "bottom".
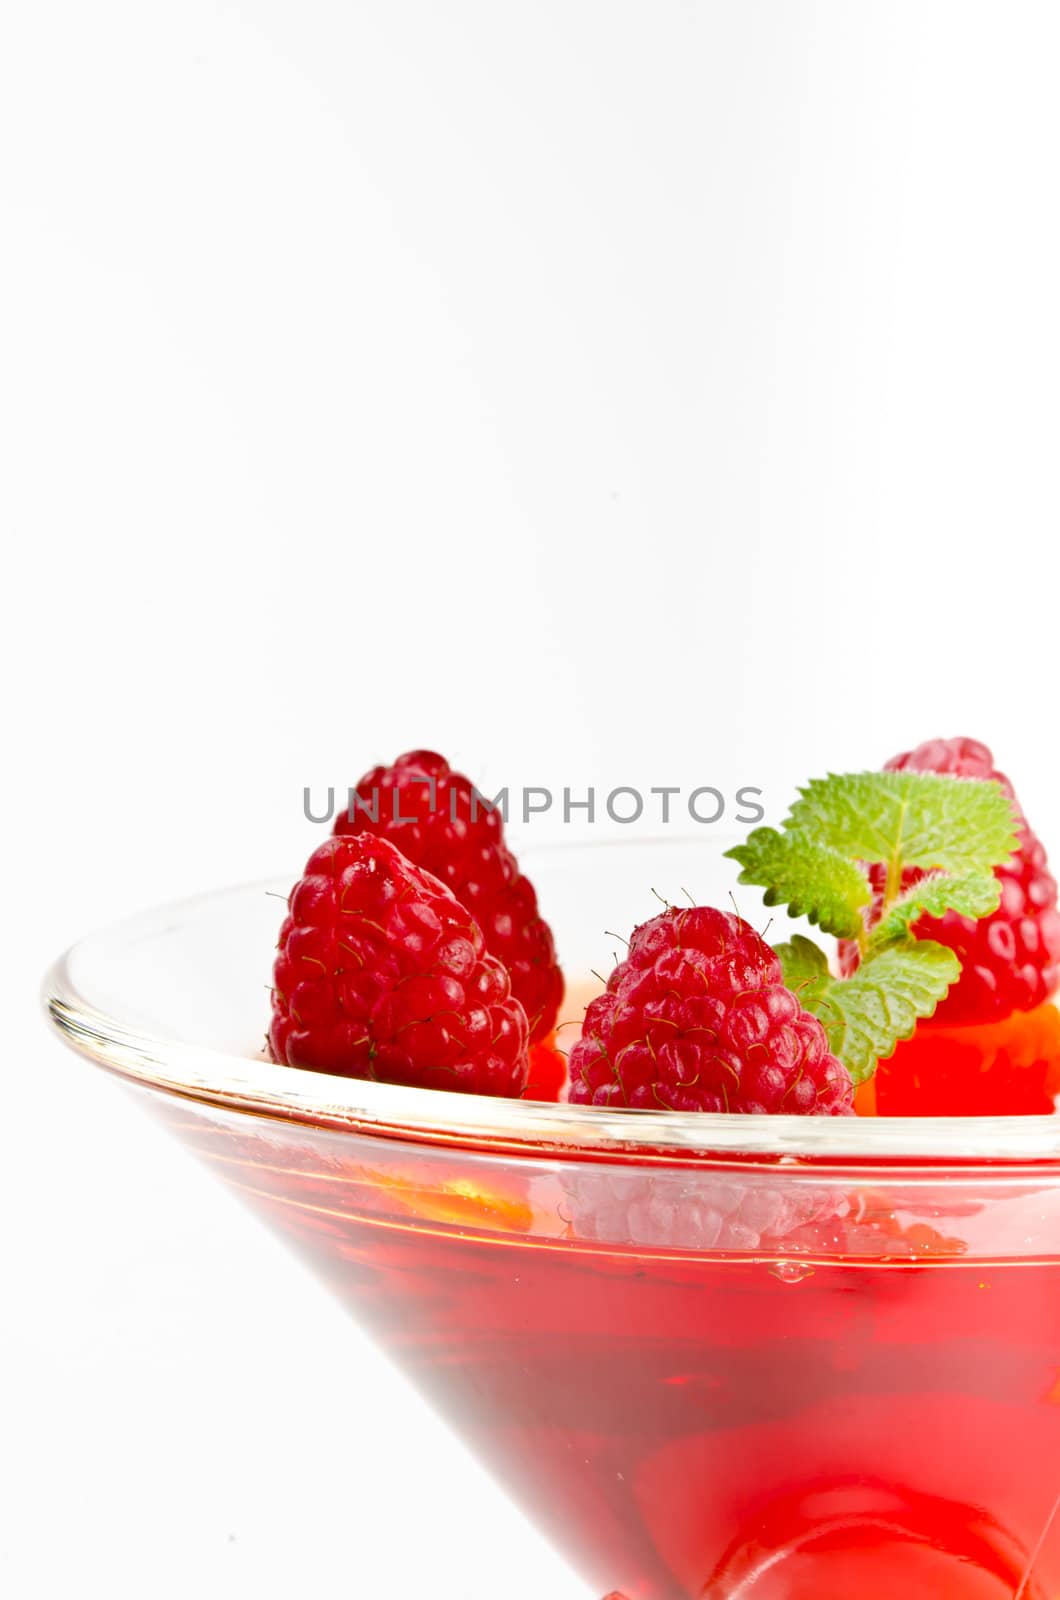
[{"left": 768, "top": 1260, "right": 815, "bottom": 1284}]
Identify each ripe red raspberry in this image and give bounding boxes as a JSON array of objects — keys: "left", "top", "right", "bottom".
[
  {"left": 269, "top": 834, "right": 529, "bottom": 1096},
  {"left": 841, "top": 737, "right": 1060, "bottom": 1025},
  {"left": 567, "top": 906, "right": 854, "bottom": 1114},
  {"left": 333, "top": 751, "right": 563, "bottom": 1044}
]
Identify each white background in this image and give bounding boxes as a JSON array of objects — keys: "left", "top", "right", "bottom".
[{"left": 4, "top": 3, "right": 1060, "bottom": 1596}]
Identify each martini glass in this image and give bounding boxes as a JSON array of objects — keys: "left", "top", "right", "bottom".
[{"left": 43, "top": 839, "right": 1060, "bottom": 1600}]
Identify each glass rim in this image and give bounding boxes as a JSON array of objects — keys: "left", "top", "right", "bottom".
[{"left": 41, "top": 870, "right": 1060, "bottom": 1168}]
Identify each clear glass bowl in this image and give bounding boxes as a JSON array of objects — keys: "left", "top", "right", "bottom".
[{"left": 43, "top": 839, "right": 1060, "bottom": 1600}]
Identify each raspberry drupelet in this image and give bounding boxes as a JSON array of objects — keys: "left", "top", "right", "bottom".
[
  {"left": 269, "top": 834, "right": 529, "bottom": 1097},
  {"left": 567, "top": 905, "right": 854, "bottom": 1114},
  {"left": 334, "top": 751, "right": 563, "bottom": 1044}
]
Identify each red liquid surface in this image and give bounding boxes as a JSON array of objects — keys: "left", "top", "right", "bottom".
[
  {"left": 859, "top": 1001, "right": 1060, "bottom": 1117},
  {"left": 160, "top": 1096, "right": 1060, "bottom": 1600}
]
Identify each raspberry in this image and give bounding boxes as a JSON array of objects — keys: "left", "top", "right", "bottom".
[
  {"left": 560, "top": 1165, "right": 848, "bottom": 1252},
  {"left": 566, "top": 906, "right": 854, "bottom": 1114},
  {"left": 269, "top": 834, "right": 529, "bottom": 1096},
  {"left": 334, "top": 751, "right": 563, "bottom": 1043},
  {"left": 841, "top": 737, "right": 1060, "bottom": 1025}
]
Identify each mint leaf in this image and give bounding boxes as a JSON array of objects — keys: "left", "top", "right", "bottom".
[
  {"left": 726, "top": 829, "right": 871, "bottom": 940},
  {"left": 780, "top": 939, "right": 960, "bottom": 1084},
  {"left": 786, "top": 771, "right": 1018, "bottom": 876},
  {"left": 869, "top": 871, "right": 1002, "bottom": 951},
  {"left": 775, "top": 934, "right": 831, "bottom": 996},
  {"left": 776, "top": 933, "right": 960, "bottom": 1081},
  {"left": 732, "top": 764, "right": 1020, "bottom": 1084}
]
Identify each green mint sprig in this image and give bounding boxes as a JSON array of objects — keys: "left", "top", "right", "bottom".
[{"left": 725, "top": 770, "right": 1018, "bottom": 1082}]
